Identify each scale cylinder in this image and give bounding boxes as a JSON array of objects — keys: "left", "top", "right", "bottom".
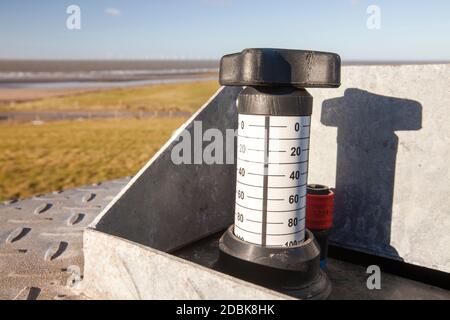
[
  {"left": 217, "top": 48, "right": 341, "bottom": 299},
  {"left": 234, "top": 87, "right": 312, "bottom": 247}
]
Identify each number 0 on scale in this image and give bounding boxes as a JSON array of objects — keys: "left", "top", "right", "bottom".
[{"left": 234, "top": 114, "right": 310, "bottom": 247}]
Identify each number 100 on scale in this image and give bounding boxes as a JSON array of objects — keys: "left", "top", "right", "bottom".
[{"left": 234, "top": 114, "right": 311, "bottom": 247}]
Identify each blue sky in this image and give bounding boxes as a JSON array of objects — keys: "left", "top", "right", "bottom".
[{"left": 0, "top": 0, "right": 449, "bottom": 61}]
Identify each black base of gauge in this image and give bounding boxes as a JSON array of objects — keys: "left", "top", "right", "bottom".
[{"left": 216, "top": 226, "right": 331, "bottom": 300}]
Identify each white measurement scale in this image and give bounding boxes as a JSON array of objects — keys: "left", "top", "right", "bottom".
[{"left": 234, "top": 113, "right": 311, "bottom": 247}]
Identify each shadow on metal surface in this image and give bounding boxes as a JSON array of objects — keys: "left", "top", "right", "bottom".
[{"left": 321, "top": 88, "right": 422, "bottom": 259}]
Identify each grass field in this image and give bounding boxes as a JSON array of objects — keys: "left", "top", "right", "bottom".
[
  {"left": 0, "top": 80, "right": 221, "bottom": 201},
  {"left": 0, "top": 117, "right": 187, "bottom": 201},
  {"left": 1, "top": 80, "right": 219, "bottom": 112}
]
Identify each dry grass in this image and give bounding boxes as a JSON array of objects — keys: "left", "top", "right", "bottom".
[
  {"left": 0, "top": 117, "right": 187, "bottom": 201},
  {"left": 0, "top": 80, "right": 222, "bottom": 201}
]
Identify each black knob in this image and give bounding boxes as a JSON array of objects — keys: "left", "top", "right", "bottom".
[{"left": 219, "top": 48, "right": 341, "bottom": 88}]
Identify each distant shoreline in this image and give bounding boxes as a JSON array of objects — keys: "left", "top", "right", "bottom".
[
  {"left": 0, "top": 76, "right": 217, "bottom": 104},
  {"left": 0, "top": 58, "right": 447, "bottom": 70},
  {"left": 0, "top": 59, "right": 219, "bottom": 90},
  {"left": 0, "top": 59, "right": 219, "bottom": 72},
  {"left": 0, "top": 73, "right": 217, "bottom": 90}
]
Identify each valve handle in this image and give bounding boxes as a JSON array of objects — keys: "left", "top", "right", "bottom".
[{"left": 219, "top": 48, "right": 341, "bottom": 88}]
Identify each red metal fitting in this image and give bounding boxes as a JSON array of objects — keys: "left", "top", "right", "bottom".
[{"left": 306, "top": 184, "right": 335, "bottom": 230}]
